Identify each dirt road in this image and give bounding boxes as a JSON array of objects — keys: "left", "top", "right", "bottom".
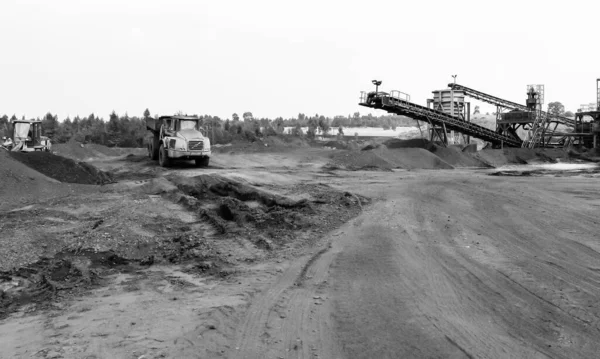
[
  {"left": 3, "top": 146, "right": 600, "bottom": 358},
  {"left": 228, "top": 170, "right": 600, "bottom": 359}
]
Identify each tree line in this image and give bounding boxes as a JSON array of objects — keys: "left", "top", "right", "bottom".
[{"left": 0, "top": 110, "right": 415, "bottom": 147}]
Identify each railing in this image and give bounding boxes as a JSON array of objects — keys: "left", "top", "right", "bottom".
[
  {"left": 360, "top": 90, "right": 411, "bottom": 104},
  {"left": 390, "top": 90, "right": 411, "bottom": 102},
  {"left": 359, "top": 91, "right": 368, "bottom": 104}
]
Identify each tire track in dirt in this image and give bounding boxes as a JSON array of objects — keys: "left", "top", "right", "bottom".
[{"left": 228, "top": 226, "right": 357, "bottom": 358}]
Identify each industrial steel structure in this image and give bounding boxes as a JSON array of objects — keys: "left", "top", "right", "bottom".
[
  {"left": 427, "top": 89, "right": 471, "bottom": 145},
  {"left": 359, "top": 90, "right": 522, "bottom": 147},
  {"left": 448, "top": 83, "right": 576, "bottom": 127},
  {"left": 570, "top": 79, "right": 600, "bottom": 148},
  {"left": 359, "top": 79, "right": 600, "bottom": 149}
]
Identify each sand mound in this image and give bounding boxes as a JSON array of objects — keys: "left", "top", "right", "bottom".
[
  {"left": 373, "top": 147, "right": 454, "bottom": 170},
  {"left": 426, "top": 144, "right": 489, "bottom": 168},
  {"left": 8, "top": 152, "right": 113, "bottom": 185}
]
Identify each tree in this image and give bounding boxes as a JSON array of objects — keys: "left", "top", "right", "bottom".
[
  {"left": 242, "top": 112, "right": 253, "bottom": 122},
  {"left": 317, "top": 116, "right": 330, "bottom": 135},
  {"left": 143, "top": 108, "right": 151, "bottom": 119},
  {"left": 107, "top": 111, "right": 121, "bottom": 146},
  {"left": 473, "top": 105, "right": 480, "bottom": 115},
  {"left": 273, "top": 117, "right": 285, "bottom": 134},
  {"left": 232, "top": 113, "right": 239, "bottom": 122},
  {"left": 564, "top": 110, "right": 574, "bottom": 118},
  {"left": 306, "top": 117, "right": 318, "bottom": 139},
  {"left": 42, "top": 112, "right": 59, "bottom": 140},
  {"left": 547, "top": 102, "right": 565, "bottom": 116},
  {"left": 0, "top": 114, "right": 9, "bottom": 138}
]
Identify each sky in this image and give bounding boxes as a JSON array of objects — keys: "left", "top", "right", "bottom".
[{"left": 0, "top": 0, "right": 598, "bottom": 121}]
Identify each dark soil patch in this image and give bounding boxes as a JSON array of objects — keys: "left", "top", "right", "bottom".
[
  {"left": 8, "top": 152, "right": 113, "bottom": 185},
  {"left": 168, "top": 174, "right": 368, "bottom": 247},
  {"left": 323, "top": 140, "right": 350, "bottom": 150},
  {"left": 122, "top": 154, "right": 150, "bottom": 163},
  {"left": 383, "top": 138, "right": 431, "bottom": 149},
  {"left": 0, "top": 250, "right": 132, "bottom": 319}
]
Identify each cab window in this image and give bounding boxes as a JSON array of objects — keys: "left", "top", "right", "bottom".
[{"left": 180, "top": 120, "right": 198, "bottom": 130}]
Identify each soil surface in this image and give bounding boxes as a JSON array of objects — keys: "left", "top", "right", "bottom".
[{"left": 1, "top": 139, "right": 600, "bottom": 359}]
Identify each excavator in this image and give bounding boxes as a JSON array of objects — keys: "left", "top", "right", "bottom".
[{"left": 1, "top": 119, "right": 51, "bottom": 152}]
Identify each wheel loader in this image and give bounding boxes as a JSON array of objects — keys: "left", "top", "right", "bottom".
[{"left": 2, "top": 119, "right": 52, "bottom": 152}]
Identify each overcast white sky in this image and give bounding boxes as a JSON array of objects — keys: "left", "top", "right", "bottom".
[{"left": 0, "top": 0, "right": 598, "bottom": 120}]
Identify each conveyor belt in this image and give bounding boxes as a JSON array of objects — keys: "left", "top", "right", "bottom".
[
  {"left": 448, "top": 83, "right": 575, "bottom": 127},
  {"left": 359, "top": 92, "right": 523, "bottom": 147}
]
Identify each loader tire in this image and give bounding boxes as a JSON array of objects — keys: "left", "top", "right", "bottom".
[
  {"left": 149, "top": 137, "right": 160, "bottom": 160},
  {"left": 158, "top": 144, "right": 170, "bottom": 167}
]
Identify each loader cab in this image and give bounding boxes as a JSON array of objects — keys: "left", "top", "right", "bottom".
[{"left": 11, "top": 120, "right": 45, "bottom": 151}]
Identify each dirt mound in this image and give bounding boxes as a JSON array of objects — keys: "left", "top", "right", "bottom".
[
  {"left": 327, "top": 146, "right": 455, "bottom": 171},
  {"left": 383, "top": 138, "right": 431, "bottom": 149},
  {"left": 327, "top": 150, "right": 396, "bottom": 171},
  {"left": 86, "top": 143, "right": 145, "bottom": 157},
  {"left": 474, "top": 148, "right": 570, "bottom": 167},
  {"left": 215, "top": 135, "right": 312, "bottom": 154},
  {"left": 8, "top": 152, "right": 113, "bottom": 185},
  {"left": 52, "top": 140, "right": 102, "bottom": 160},
  {"left": 373, "top": 147, "right": 455, "bottom": 170},
  {"left": 323, "top": 140, "right": 349, "bottom": 150},
  {"left": 164, "top": 174, "right": 368, "bottom": 249},
  {"left": 0, "top": 150, "right": 81, "bottom": 211},
  {"left": 53, "top": 140, "right": 146, "bottom": 160},
  {"left": 426, "top": 144, "right": 490, "bottom": 168},
  {"left": 462, "top": 143, "right": 478, "bottom": 153}
]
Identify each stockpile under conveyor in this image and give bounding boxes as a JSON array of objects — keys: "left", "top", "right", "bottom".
[
  {"left": 448, "top": 83, "right": 576, "bottom": 127},
  {"left": 359, "top": 92, "right": 523, "bottom": 147}
]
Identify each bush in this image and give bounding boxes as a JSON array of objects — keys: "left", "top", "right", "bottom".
[
  {"left": 242, "top": 129, "right": 257, "bottom": 142},
  {"left": 291, "top": 125, "right": 304, "bottom": 137},
  {"left": 211, "top": 128, "right": 233, "bottom": 144},
  {"left": 264, "top": 126, "right": 278, "bottom": 136}
]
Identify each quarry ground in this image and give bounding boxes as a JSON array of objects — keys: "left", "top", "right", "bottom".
[{"left": 2, "top": 139, "right": 600, "bottom": 359}]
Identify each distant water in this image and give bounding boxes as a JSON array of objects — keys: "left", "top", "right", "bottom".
[{"left": 283, "top": 126, "right": 419, "bottom": 137}]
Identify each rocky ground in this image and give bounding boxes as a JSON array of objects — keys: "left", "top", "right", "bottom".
[{"left": 1, "top": 137, "right": 600, "bottom": 358}]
